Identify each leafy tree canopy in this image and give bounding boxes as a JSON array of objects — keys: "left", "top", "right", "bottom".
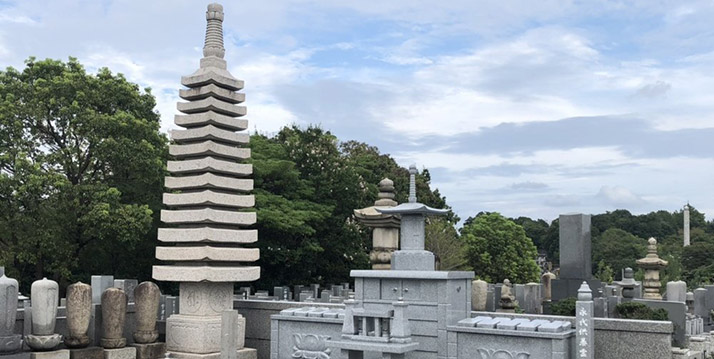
[
  {"left": 0, "top": 57, "right": 167, "bottom": 292},
  {"left": 461, "top": 212, "right": 540, "bottom": 283}
]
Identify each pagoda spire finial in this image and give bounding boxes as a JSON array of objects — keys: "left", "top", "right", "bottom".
[
  {"left": 408, "top": 164, "right": 417, "bottom": 203},
  {"left": 203, "top": 3, "right": 225, "bottom": 59}
]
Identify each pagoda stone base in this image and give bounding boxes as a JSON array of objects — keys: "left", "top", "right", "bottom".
[
  {"left": 69, "top": 347, "right": 104, "bottom": 359},
  {"left": 166, "top": 315, "right": 245, "bottom": 354},
  {"left": 168, "top": 348, "right": 256, "bottom": 359},
  {"left": 103, "top": 347, "right": 136, "bottom": 359},
  {"left": 30, "top": 350, "right": 69, "bottom": 359},
  {"left": 131, "top": 343, "right": 165, "bottom": 359},
  {"left": 1, "top": 352, "right": 30, "bottom": 359}
]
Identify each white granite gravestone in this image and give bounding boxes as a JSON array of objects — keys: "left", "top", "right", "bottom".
[{"left": 576, "top": 282, "right": 594, "bottom": 359}]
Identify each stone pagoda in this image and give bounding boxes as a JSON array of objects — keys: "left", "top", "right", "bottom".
[
  {"left": 636, "top": 238, "right": 668, "bottom": 300},
  {"left": 153, "top": 3, "right": 258, "bottom": 359},
  {"left": 353, "top": 178, "right": 400, "bottom": 270},
  {"left": 349, "top": 165, "right": 474, "bottom": 359}
]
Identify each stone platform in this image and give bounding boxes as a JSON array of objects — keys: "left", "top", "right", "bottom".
[
  {"left": 1, "top": 352, "right": 31, "bottom": 359},
  {"left": 131, "top": 343, "right": 165, "bottom": 359},
  {"left": 169, "top": 348, "right": 256, "bottom": 359},
  {"left": 69, "top": 347, "right": 103, "bottom": 359},
  {"left": 103, "top": 347, "right": 136, "bottom": 359},
  {"left": 30, "top": 350, "right": 69, "bottom": 359}
]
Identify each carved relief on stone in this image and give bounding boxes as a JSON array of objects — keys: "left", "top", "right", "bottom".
[
  {"left": 476, "top": 349, "right": 530, "bottom": 359},
  {"left": 291, "top": 333, "right": 331, "bottom": 359}
]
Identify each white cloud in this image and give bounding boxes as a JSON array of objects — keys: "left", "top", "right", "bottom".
[{"left": 596, "top": 185, "right": 645, "bottom": 207}]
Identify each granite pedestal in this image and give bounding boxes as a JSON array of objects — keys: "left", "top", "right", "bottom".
[
  {"left": 103, "top": 347, "right": 135, "bottom": 359},
  {"left": 30, "top": 350, "right": 69, "bottom": 359},
  {"left": 69, "top": 347, "right": 103, "bottom": 359},
  {"left": 130, "top": 343, "right": 165, "bottom": 359}
]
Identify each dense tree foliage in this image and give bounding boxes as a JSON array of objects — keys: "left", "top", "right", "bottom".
[
  {"left": 4, "top": 58, "right": 714, "bottom": 295},
  {"left": 250, "top": 126, "right": 454, "bottom": 289},
  {"left": 461, "top": 212, "right": 540, "bottom": 283},
  {"left": 0, "top": 58, "right": 167, "bottom": 292},
  {"left": 425, "top": 218, "right": 469, "bottom": 271}
]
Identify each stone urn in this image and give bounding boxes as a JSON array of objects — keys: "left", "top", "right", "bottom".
[
  {"left": 26, "top": 278, "right": 62, "bottom": 351},
  {"left": 101, "top": 288, "right": 127, "bottom": 349},
  {"left": 0, "top": 272, "right": 22, "bottom": 353},
  {"left": 65, "top": 282, "right": 92, "bottom": 348},
  {"left": 133, "top": 281, "right": 160, "bottom": 343}
]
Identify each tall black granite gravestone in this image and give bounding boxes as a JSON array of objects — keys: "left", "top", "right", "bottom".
[{"left": 551, "top": 214, "right": 601, "bottom": 302}]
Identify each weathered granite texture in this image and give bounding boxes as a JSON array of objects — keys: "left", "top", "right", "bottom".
[
  {"left": 30, "top": 349, "right": 69, "bottom": 359},
  {"left": 26, "top": 278, "right": 62, "bottom": 351},
  {"left": 131, "top": 343, "right": 165, "bottom": 359},
  {"left": 558, "top": 213, "right": 592, "bottom": 280},
  {"left": 377, "top": 165, "right": 448, "bottom": 271},
  {"left": 472, "top": 280, "right": 487, "bottom": 311},
  {"left": 69, "top": 347, "right": 103, "bottom": 359},
  {"left": 592, "top": 318, "right": 672, "bottom": 359},
  {"left": 636, "top": 238, "right": 668, "bottom": 300},
  {"left": 152, "top": 2, "right": 259, "bottom": 284},
  {"left": 576, "top": 282, "right": 594, "bottom": 359},
  {"left": 354, "top": 178, "right": 400, "bottom": 270},
  {"left": 0, "top": 273, "right": 22, "bottom": 353},
  {"left": 132, "top": 282, "right": 159, "bottom": 344},
  {"left": 101, "top": 288, "right": 128, "bottom": 349},
  {"left": 634, "top": 298, "right": 687, "bottom": 348},
  {"left": 152, "top": 4, "right": 259, "bottom": 358},
  {"left": 667, "top": 280, "right": 687, "bottom": 302},
  {"left": 65, "top": 282, "right": 92, "bottom": 348},
  {"left": 103, "top": 347, "right": 135, "bottom": 359}
]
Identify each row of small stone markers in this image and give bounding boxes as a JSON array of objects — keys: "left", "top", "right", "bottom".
[{"left": 0, "top": 271, "right": 163, "bottom": 359}]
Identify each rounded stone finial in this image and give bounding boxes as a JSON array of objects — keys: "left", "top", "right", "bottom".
[
  {"left": 203, "top": 2, "right": 225, "bottom": 58},
  {"left": 624, "top": 267, "right": 634, "bottom": 278},
  {"left": 648, "top": 237, "right": 657, "bottom": 245},
  {"left": 378, "top": 178, "right": 394, "bottom": 189},
  {"left": 409, "top": 164, "right": 417, "bottom": 175},
  {"left": 503, "top": 279, "right": 511, "bottom": 286},
  {"left": 375, "top": 177, "right": 397, "bottom": 207},
  {"left": 206, "top": 3, "right": 224, "bottom": 20},
  {"left": 577, "top": 281, "right": 592, "bottom": 301}
]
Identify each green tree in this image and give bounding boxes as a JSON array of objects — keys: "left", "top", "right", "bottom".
[
  {"left": 425, "top": 218, "right": 469, "bottom": 271},
  {"left": 592, "top": 228, "right": 647, "bottom": 279},
  {"left": 0, "top": 57, "right": 167, "bottom": 292},
  {"left": 594, "top": 259, "right": 614, "bottom": 283},
  {"left": 251, "top": 126, "right": 455, "bottom": 289},
  {"left": 461, "top": 212, "right": 540, "bottom": 283}
]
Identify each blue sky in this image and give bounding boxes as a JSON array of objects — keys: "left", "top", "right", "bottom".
[{"left": 1, "top": 0, "right": 713, "bottom": 223}]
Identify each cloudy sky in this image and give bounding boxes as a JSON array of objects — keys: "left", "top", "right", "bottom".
[{"left": 2, "top": 0, "right": 713, "bottom": 223}]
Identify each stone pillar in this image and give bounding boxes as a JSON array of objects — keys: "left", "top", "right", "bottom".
[
  {"left": 576, "top": 282, "right": 594, "bottom": 359},
  {"left": 666, "top": 281, "right": 687, "bottom": 302},
  {"left": 0, "top": 273, "right": 22, "bottom": 354},
  {"left": 65, "top": 282, "right": 92, "bottom": 348},
  {"left": 523, "top": 283, "right": 541, "bottom": 314},
  {"left": 559, "top": 214, "right": 592, "bottom": 280},
  {"left": 133, "top": 282, "right": 160, "bottom": 344},
  {"left": 132, "top": 282, "right": 165, "bottom": 359},
  {"left": 541, "top": 271, "right": 556, "bottom": 301},
  {"left": 25, "top": 278, "right": 62, "bottom": 351},
  {"left": 390, "top": 299, "right": 411, "bottom": 343},
  {"left": 694, "top": 288, "right": 708, "bottom": 319},
  {"left": 152, "top": 4, "right": 259, "bottom": 359},
  {"left": 101, "top": 288, "right": 127, "bottom": 349},
  {"left": 684, "top": 204, "right": 691, "bottom": 247},
  {"left": 471, "top": 280, "right": 487, "bottom": 311},
  {"left": 220, "top": 311, "right": 238, "bottom": 359}
]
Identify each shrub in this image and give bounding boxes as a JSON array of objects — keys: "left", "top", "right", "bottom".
[
  {"left": 616, "top": 302, "right": 669, "bottom": 321},
  {"left": 550, "top": 297, "right": 577, "bottom": 316}
]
